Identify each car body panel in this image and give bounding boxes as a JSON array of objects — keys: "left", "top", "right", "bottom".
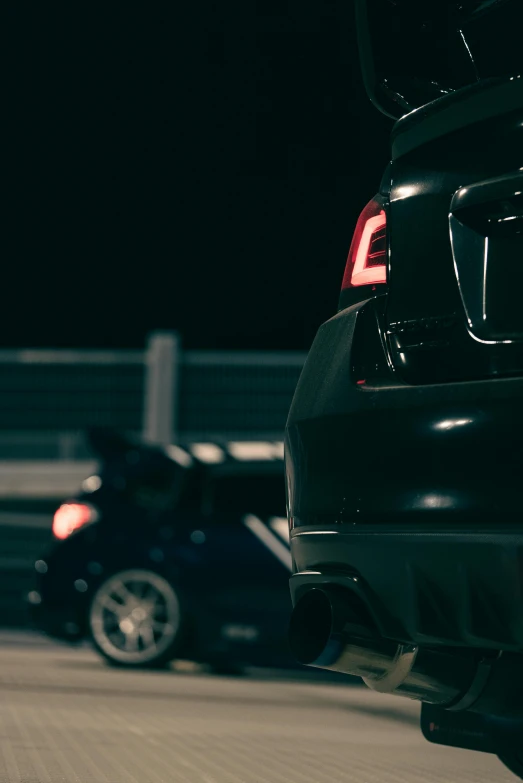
[
  {"left": 285, "top": 75, "right": 523, "bottom": 655},
  {"left": 387, "top": 76, "right": 523, "bottom": 385},
  {"left": 286, "top": 299, "right": 523, "bottom": 533}
]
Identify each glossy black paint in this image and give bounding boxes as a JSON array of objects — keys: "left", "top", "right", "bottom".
[
  {"left": 286, "top": 298, "right": 523, "bottom": 532},
  {"left": 387, "top": 77, "right": 523, "bottom": 385},
  {"left": 450, "top": 171, "right": 523, "bottom": 343},
  {"left": 33, "top": 435, "right": 293, "bottom": 668},
  {"left": 285, "top": 73, "right": 523, "bottom": 654}
]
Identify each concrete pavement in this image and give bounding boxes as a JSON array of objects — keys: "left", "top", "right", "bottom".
[{"left": 0, "top": 634, "right": 513, "bottom": 782}]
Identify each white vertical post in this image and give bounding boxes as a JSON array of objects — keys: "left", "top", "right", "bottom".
[
  {"left": 59, "top": 432, "right": 76, "bottom": 461},
  {"left": 143, "top": 331, "right": 180, "bottom": 446}
]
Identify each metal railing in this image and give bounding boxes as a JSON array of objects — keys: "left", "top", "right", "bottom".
[{"left": 0, "top": 333, "right": 307, "bottom": 461}]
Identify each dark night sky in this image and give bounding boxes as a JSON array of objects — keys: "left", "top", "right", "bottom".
[{"left": 6, "top": 2, "right": 392, "bottom": 351}]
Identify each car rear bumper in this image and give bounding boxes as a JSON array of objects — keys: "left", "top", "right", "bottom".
[
  {"left": 289, "top": 530, "right": 523, "bottom": 651},
  {"left": 285, "top": 300, "right": 523, "bottom": 650}
]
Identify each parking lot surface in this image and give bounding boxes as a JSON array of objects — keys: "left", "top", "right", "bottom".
[{"left": 0, "top": 633, "right": 513, "bottom": 782}]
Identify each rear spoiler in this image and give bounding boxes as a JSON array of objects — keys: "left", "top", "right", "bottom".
[{"left": 355, "top": 0, "right": 517, "bottom": 120}]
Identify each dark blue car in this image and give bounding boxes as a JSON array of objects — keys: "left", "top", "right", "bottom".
[{"left": 31, "top": 429, "right": 292, "bottom": 670}]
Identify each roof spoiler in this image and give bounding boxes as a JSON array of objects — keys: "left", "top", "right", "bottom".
[{"left": 355, "top": 0, "right": 515, "bottom": 120}]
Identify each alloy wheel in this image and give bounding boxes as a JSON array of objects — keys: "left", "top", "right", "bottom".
[{"left": 89, "top": 569, "right": 181, "bottom": 665}]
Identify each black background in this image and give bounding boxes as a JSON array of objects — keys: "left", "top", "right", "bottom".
[{"left": 6, "top": 1, "right": 391, "bottom": 350}]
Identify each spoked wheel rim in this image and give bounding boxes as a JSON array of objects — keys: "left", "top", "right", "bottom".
[{"left": 90, "top": 569, "right": 180, "bottom": 664}]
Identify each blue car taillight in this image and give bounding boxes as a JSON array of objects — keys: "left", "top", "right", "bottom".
[{"left": 52, "top": 502, "right": 99, "bottom": 540}]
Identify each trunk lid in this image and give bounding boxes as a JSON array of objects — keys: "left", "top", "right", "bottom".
[{"left": 386, "top": 76, "right": 523, "bottom": 384}]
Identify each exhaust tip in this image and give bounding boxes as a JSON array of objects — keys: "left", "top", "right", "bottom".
[{"left": 289, "top": 588, "right": 337, "bottom": 666}]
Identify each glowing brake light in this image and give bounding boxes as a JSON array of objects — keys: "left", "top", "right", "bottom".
[
  {"left": 342, "top": 195, "right": 387, "bottom": 290},
  {"left": 52, "top": 503, "right": 98, "bottom": 540}
]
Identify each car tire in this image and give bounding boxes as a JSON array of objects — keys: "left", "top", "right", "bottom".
[
  {"left": 89, "top": 569, "right": 184, "bottom": 669},
  {"left": 498, "top": 752, "right": 523, "bottom": 780}
]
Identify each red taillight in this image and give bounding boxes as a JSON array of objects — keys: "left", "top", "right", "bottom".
[
  {"left": 52, "top": 503, "right": 98, "bottom": 540},
  {"left": 342, "top": 196, "right": 387, "bottom": 290}
]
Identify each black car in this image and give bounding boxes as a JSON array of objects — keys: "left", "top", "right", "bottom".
[
  {"left": 285, "top": 0, "right": 523, "bottom": 777},
  {"left": 32, "top": 429, "right": 293, "bottom": 671}
]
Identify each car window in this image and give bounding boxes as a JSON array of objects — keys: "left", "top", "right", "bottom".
[
  {"left": 207, "top": 473, "right": 286, "bottom": 517},
  {"left": 176, "top": 466, "right": 205, "bottom": 512},
  {"left": 98, "top": 453, "right": 183, "bottom": 511}
]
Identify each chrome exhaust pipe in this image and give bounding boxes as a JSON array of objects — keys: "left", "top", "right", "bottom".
[{"left": 289, "top": 587, "right": 481, "bottom": 706}]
